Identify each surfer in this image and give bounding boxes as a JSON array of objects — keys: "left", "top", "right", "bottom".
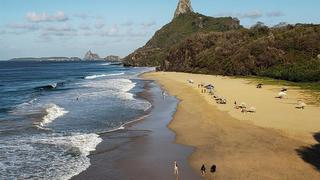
[{"left": 162, "top": 90, "right": 167, "bottom": 100}]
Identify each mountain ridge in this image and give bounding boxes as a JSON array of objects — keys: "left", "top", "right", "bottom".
[
  {"left": 123, "top": 0, "right": 320, "bottom": 82},
  {"left": 123, "top": 12, "right": 241, "bottom": 66}
]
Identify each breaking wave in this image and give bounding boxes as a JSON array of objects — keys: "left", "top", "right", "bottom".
[
  {"left": 39, "top": 104, "right": 68, "bottom": 127},
  {"left": 0, "top": 133, "right": 102, "bottom": 180},
  {"left": 84, "top": 72, "right": 125, "bottom": 80},
  {"left": 34, "top": 82, "right": 65, "bottom": 91}
]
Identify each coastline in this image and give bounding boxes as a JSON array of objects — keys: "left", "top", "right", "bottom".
[
  {"left": 143, "top": 72, "right": 320, "bottom": 179},
  {"left": 73, "top": 79, "right": 199, "bottom": 179}
]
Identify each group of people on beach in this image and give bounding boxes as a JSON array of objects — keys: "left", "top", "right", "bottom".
[
  {"left": 174, "top": 161, "right": 217, "bottom": 179},
  {"left": 234, "top": 101, "right": 256, "bottom": 113},
  {"left": 196, "top": 80, "right": 259, "bottom": 113},
  {"left": 201, "top": 164, "right": 217, "bottom": 178},
  {"left": 260, "top": 84, "right": 307, "bottom": 110}
]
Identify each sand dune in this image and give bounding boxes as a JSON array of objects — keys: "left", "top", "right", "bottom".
[{"left": 143, "top": 72, "right": 320, "bottom": 180}]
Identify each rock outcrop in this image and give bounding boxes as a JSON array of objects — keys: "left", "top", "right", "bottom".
[
  {"left": 83, "top": 50, "right": 101, "bottom": 61},
  {"left": 104, "top": 55, "right": 122, "bottom": 62},
  {"left": 174, "top": 0, "right": 193, "bottom": 18}
]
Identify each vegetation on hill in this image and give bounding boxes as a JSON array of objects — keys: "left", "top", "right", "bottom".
[
  {"left": 164, "top": 23, "right": 320, "bottom": 82},
  {"left": 123, "top": 12, "right": 241, "bottom": 66},
  {"left": 123, "top": 12, "right": 320, "bottom": 82}
]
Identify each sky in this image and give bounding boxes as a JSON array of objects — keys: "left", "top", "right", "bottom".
[{"left": 0, "top": 0, "right": 319, "bottom": 60}]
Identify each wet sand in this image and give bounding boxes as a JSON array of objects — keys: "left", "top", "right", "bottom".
[
  {"left": 73, "top": 80, "right": 199, "bottom": 180},
  {"left": 143, "top": 72, "right": 320, "bottom": 180}
]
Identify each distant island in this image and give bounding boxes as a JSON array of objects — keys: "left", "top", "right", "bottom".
[
  {"left": 10, "top": 50, "right": 122, "bottom": 62},
  {"left": 104, "top": 55, "right": 122, "bottom": 62}
]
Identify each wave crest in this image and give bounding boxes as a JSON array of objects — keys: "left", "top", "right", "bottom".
[
  {"left": 0, "top": 133, "right": 102, "bottom": 179},
  {"left": 39, "top": 104, "right": 68, "bottom": 127},
  {"left": 34, "top": 82, "right": 65, "bottom": 91},
  {"left": 84, "top": 72, "right": 125, "bottom": 80}
]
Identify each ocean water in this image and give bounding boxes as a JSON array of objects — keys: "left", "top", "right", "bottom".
[{"left": 0, "top": 61, "right": 153, "bottom": 179}]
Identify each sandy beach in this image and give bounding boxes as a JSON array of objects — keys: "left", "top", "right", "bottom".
[
  {"left": 73, "top": 80, "right": 199, "bottom": 180},
  {"left": 143, "top": 72, "right": 320, "bottom": 179}
]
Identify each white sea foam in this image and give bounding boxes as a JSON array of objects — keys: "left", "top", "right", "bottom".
[
  {"left": 84, "top": 74, "right": 107, "bottom": 80},
  {"left": 35, "top": 133, "right": 102, "bottom": 159},
  {"left": 101, "top": 63, "right": 111, "bottom": 66},
  {"left": 98, "top": 114, "right": 150, "bottom": 134},
  {"left": 40, "top": 104, "right": 68, "bottom": 127},
  {"left": 51, "top": 82, "right": 58, "bottom": 88},
  {"left": 81, "top": 78, "right": 136, "bottom": 100},
  {"left": 10, "top": 98, "right": 39, "bottom": 116},
  {"left": 84, "top": 72, "right": 124, "bottom": 80},
  {"left": 0, "top": 133, "right": 102, "bottom": 180},
  {"left": 81, "top": 78, "right": 152, "bottom": 111},
  {"left": 107, "top": 72, "right": 125, "bottom": 76}
]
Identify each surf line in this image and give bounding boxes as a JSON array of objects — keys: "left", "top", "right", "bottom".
[{"left": 97, "top": 114, "right": 150, "bottom": 135}]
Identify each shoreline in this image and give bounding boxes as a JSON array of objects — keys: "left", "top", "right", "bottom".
[
  {"left": 73, "top": 78, "right": 199, "bottom": 179},
  {"left": 143, "top": 72, "right": 320, "bottom": 179}
]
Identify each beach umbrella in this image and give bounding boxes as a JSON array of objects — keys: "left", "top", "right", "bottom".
[
  {"left": 205, "top": 84, "right": 214, "bottom": 89},
  {"left": 240, "top": 102, "right": 247, "bottom": 108},
  {"left": 299, "top": 102, "right": 306, "bottom": 107},
  {"left": 278, "top": 92, "right": 287, "bottom": 98},
  {"left": 187, "top": 79, "right": 194, "bottom": 84},
  {"left": 249, "top": 107, "right": 256, "bottom": 112}
]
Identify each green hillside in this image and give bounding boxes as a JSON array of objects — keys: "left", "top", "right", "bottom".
[
  {"left": 164, "top": 24, "right": 320, "bottom": 82},
  {"left": 123, "top": 11, "right": 320, "bottom": 82},
  {"left": 123, "top": 12, "right": 241, "bottom": 66}
]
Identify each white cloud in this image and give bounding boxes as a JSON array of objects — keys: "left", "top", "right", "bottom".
[
  {"left": 6, "top": 23, "right": 40, "bottom": 30},
  {"left": 125, "top": 29, "right": 146, "bottom": 37},
  {"left": 73, "top": 13, "right": 104, "bottom": 20},
  {"left": 26, "top": 11, "right": 68, "bottom": 23},
  {"left": 267, "top": 11, "right": 285, "bottom": 17},
  {"left": 100, "top": 26, "right": 119, "bottom": 36},
  {"left": 44, "top": 24, "right": 75, "bottom": 32},
  {"left": 240, "top": 11, "right": 263, "bottom": 19},
  {"left": 215, "top": 10, "right": 263, "bottom": 19},
  {"left": 95, "top": 21, "right": 105, "bottom": 29},
  {"left": 81, "top": 31, "right": 94, "bottom": 36},
  {"left": 0, "top": 29, "right": 6, "bottom": 35},
  {"left": 79, "top": 24, "right": 91, "bottom": 30},
  {"left": 141, "top": 21, "right": 157, "bottom": 28},
  {"left": 73, "top": 13, "right": 89, "bottom": 19},
  {"left": 215, "top": 10, "right": 284, "bottom": 19},
  {"left": 121, "top": 20, "right": 134, "bottom": 27},
  {"left": 41, "top": 31, "right": 77, "bottom": 38},
  {"left": 40, "top": 24, "right": 77, "bottom": 38}
]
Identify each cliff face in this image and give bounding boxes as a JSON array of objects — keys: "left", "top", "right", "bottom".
[{"left": 174, "top": 0, "right": 193, "bottom": 18}]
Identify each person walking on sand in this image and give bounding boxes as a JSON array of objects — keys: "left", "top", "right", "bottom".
[
  {"left": 174, "top": 161, "right": 179, "bottom": 179},
  {"left": 162, "top": 90, "right": 167, "bottom": 100},
  {"left": 210, "top": 164, "right": 217, "bottom": 179},
  {"left": 201, "top": 164, "right": 206, "bottom": 176}
]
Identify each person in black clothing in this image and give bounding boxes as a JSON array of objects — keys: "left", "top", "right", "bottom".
[
  {"left": 201, "top": 164, "right": 206, "bottom": 176},
  {"left": 210, "top": 164, "right": 217, "bottom": 179}
]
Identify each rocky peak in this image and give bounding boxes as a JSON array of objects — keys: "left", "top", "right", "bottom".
[
  {"left": 84, "top": 50, "right": 101, "bottom": 60},
  {"left": 174, "top": 0, "right": 193, "bottom": 18}
]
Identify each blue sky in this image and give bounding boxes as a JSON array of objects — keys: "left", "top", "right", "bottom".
[{"left": 0, "top": 0, "right": 319, "bottom": 60}]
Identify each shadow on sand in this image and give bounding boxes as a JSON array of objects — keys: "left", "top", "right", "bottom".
[{"left": 296, "top": 132, "right": 320, "bottom": 171}]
